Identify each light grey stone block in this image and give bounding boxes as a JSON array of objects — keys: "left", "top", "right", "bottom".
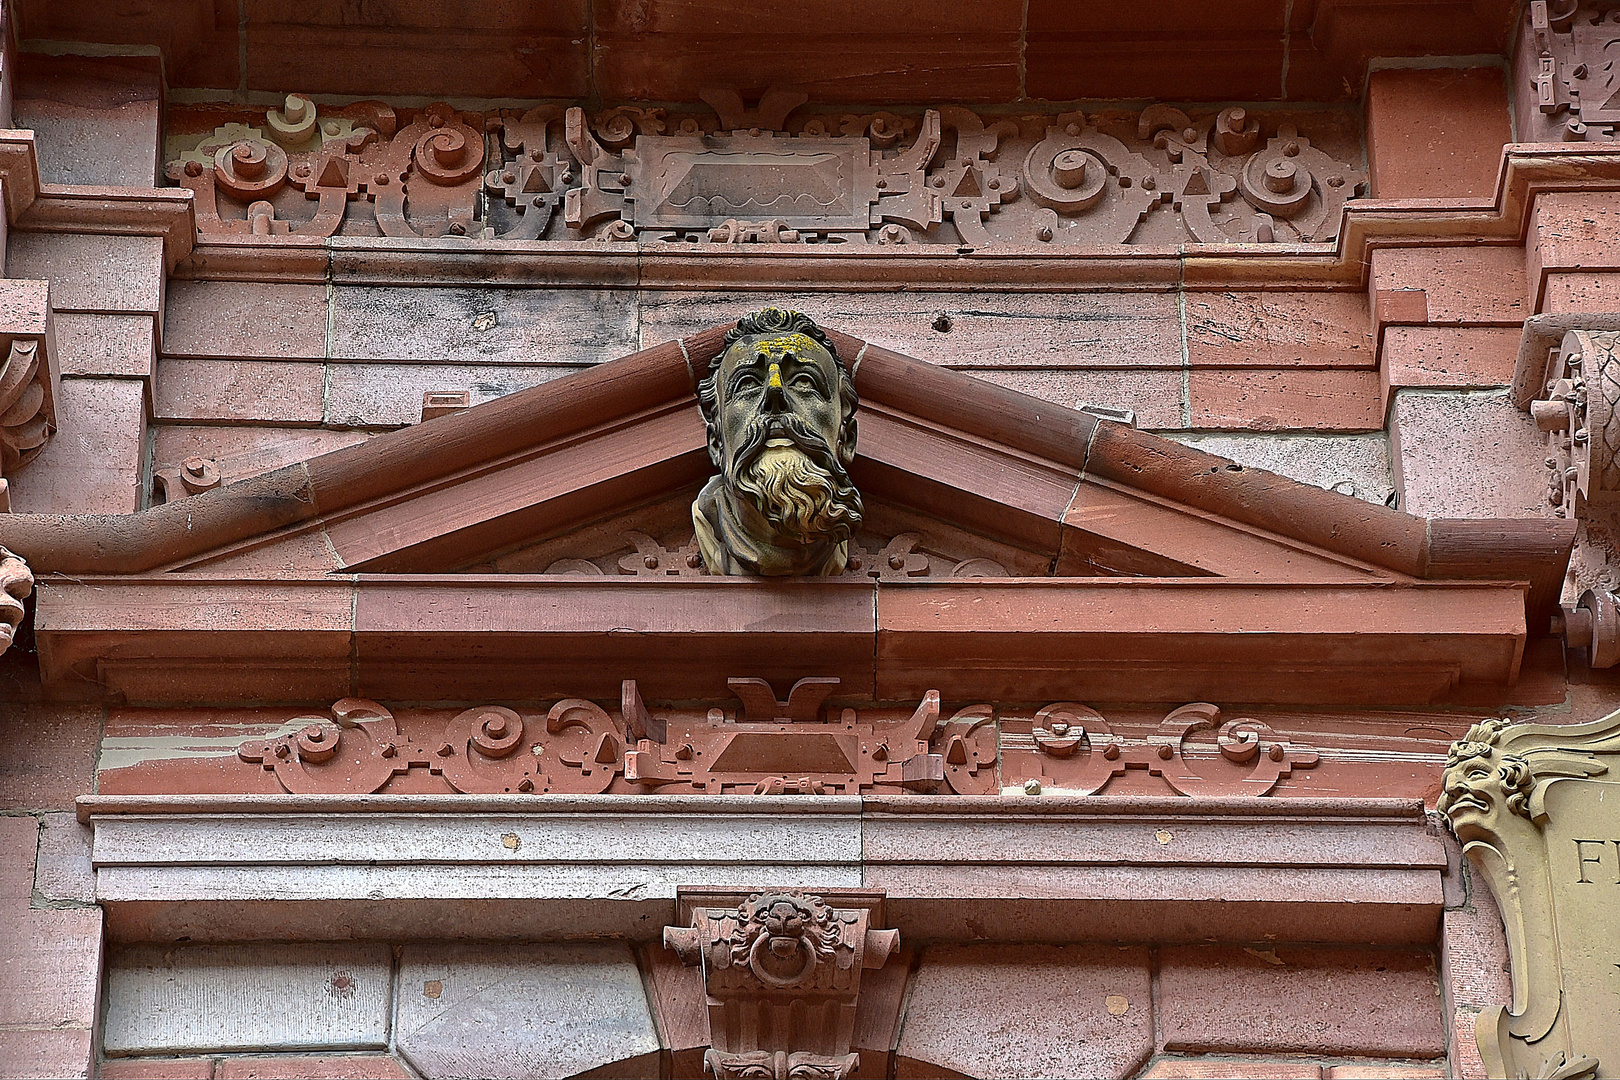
[
  {"left": 35, "top": 812, "right": 94, "bottom": 904},
  {"left": 102, "top": 942, "right": 392, "bottom": 1055},
  {"left": 329, "top": 286, "right": 637, "bottom": 366},
  {"left": 323, "top": 363, "right": 586, "bottom": 427},
  {"left": 395, "top": 942, "right": 659, "bottom": 1080},
  {"left": 1169, "top": 432, "right": 1394, "bottom": 505},
  {"left": 1390, "top": 389, "right": 1551, "bottom": 518}
]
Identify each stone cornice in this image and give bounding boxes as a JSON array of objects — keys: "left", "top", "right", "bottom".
[{"left": 77, "top": 793, "right": 1446, "bottom": 945}]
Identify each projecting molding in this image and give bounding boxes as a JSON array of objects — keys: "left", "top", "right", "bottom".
[{"left": 1, "top": 323, "right": 1572, "bottom": 706}]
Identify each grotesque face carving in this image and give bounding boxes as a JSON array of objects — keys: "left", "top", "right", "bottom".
[
  {"left": 693, "top": 309, "right": 862, "bottom": 576},
  {"left": 1439, "top": 719, "right": 1534, "bottom": 836}
]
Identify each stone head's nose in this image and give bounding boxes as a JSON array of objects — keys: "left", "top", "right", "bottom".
[{"left": 762, "top": 361, "right": 786, "bottom": 410}]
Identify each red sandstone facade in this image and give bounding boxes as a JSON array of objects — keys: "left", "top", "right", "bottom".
[{"left": 2, "top": 2, "right": 1619, "bottom": 1078}]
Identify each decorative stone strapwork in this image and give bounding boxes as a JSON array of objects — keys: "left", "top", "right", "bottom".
[
  {"left": 164, "top": 93, "right": 1365, "bottom": 247},
  {"left": 231, "top": 677, "right": 1318, "bottom": 797},
  {"left": 1440, "top": 713, "right": 1620, "bottom": 1080},
  {"left": 1525, "top": 0, "right": 1620, "bottom": 142}
]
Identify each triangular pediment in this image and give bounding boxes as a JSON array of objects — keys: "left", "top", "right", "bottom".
[{"left": 0, "top": 324, "right": 1574, "bottom": 706}]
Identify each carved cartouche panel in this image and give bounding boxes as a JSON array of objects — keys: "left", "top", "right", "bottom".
[
  {"left": 1440, "top": 713, "right": 1620, "bottom": 1080},
  {"left": 692, "top": 309, "right": 862, "bottom": 577}
]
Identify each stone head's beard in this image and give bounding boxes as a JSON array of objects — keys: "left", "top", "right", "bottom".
[{"left": 727, "top": 414, "right": 863, "bottom": 542}]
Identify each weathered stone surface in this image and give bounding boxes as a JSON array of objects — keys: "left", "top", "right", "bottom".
[
  {"left": 1185, "top": 291, "right": 1373, "bottom": 368},
  {"left": 102, "top": 943, "right": 392, "bottom": 1056},
  {"left": 165, "top": 282, "right": 328, "bottom": 361},
  {"left": 1157, "top": 945, "right": 1445, "bottom": 1056},
  {"left": 323, "top": 363, "right": 584, "bottom": 427},
  {"left": 0, "top": 908, "right": 104, "bottom": 1031},
  {"left": 8, "top": 377, "right": 146, "bottom": 514},
  {"left": 154, "top": 359, "right": 326, "bottom": 425},
  {"left": 641, "top": 290, "right": 1183, "bottom": 369},
  {"left": 329, "top": 287, "right": 637, "bottom": 366},
  {"left": 1188, "top": 369, "right": 1382, "bottom": 431},
  {"left": 216, "top": 1055, "right": 412, "bottom": 1079},
  {"left": 1366, "top": 68, "right": 1511, "bottom": 201},
  {"left": 1543, "top": 271, "right": 1620, "bottom": 314},
  {"left": 35, "top": 811, "right": 94, "bottom": 904},
  {"left": 5, "top": 233, "right": 164, "bottom": 315},
  {"left": 13, "top": 54, "right": 163, "bottom": 187},
  {"left": 99, "top": 1058, "right": 215, "bottom": 1079},
  {"left": 1381, "top": 327, "right": 1517, "bottom": 400},
  {"left": 0, "top": 705, "right": 101, "bottom": 810},
  {"left": 1140, "top": 1061, "right": 1323, "bottom": 1079},
  {"left": 0, "top": 815, "right": 38, "bottom": 900},
  {"left": 0, "top": 1029, "right": 94, "bottom": 1080},
  {"left": 54, "top": 313, "right": 156, "bottom": 380},
  {"left": 895, "top": 943, "right": 1152, "bottom": 1079},
  {"left": 970, "top": 367, "right": 1183, "bottom": 429},
  {"left": 394, "top": 942, "right": 659, "bottom": 1080},
  {"left": 1441, "top": 882, "right": 1511, "bottom": 1014},
  {"left": 1389, "top": 390, "right": 1549, "bottom": 517},
  {"left": 1169, "top": 433, "right": 1393, "bottom": 505},
  {"left": 1370, "top": 248, "right": 1525, "bottom": 326}
]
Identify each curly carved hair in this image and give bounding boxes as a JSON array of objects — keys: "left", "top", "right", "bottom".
[{"left": 696, "top": 308, "right": 859, "bottom": 470}]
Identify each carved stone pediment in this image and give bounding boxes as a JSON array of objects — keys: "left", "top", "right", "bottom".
[{"left": 1440, "top": 713, "right": 1620, "bottom": 1080}]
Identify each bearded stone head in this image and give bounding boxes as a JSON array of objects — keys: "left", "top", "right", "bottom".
[{"left": 692, "top": 309, "right": 862, "bottom": 576}]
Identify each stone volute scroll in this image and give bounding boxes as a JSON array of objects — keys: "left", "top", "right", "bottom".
[
  {"left": 1439, "top": 713, "right": 1620, "bottom": 1080},
  {"left": 0, "top": 546, "right": 31, "bottom": 656},
  {"left": 663, "top": 891, "right": 900, "bottom": 1080},
  {"left": 692, "top": 309, "right": 863, "bottom": 576}
]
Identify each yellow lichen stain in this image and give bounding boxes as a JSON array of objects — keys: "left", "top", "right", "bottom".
[
  {"left": 1154, "top": 829, "right": 1173, "bottom": 845},
  {"left": 423, "top": 979, "right": 443, "bottom": 999},
  {"left": 1106, "top": 995, "right": 1129, "bottom": 1016},
  {"left": 501, "top": 832, "right": 521, "bottom": 851}
]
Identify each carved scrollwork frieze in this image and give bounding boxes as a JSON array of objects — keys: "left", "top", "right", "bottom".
[
  {"left": 165, "top": 91, "right": 1365, "bottom": 248},
  {"left": 233, "top": 678, "right": 1317, "bottom": 798}
]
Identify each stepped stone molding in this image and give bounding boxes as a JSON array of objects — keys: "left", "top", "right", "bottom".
[
  {"left": 162, "top": 92, "right": 1365, "bottom": 248},
  {"left": 1440, "top": 712, "right": 1620, "bottom": 1080}
]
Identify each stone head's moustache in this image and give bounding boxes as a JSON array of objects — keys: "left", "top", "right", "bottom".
[{"left": 730, "top": 413, "right": 838, "bottom": 476}]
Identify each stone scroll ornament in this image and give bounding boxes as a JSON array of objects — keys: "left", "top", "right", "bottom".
[
  {"left": 0, "top": 547, "right": 31, "bottom": 655},
  {"left": 664, "top": 891, "right": 899, "bottom": 1080},
  {"left": 1439, "top": 713, "right": 1620, "bottom": 1080},
  {"left": 235, "top": 677, "right": 1316, "bottom": 798},
  {"left": 164, "top": 92, "right": 1364, "bottom": 246},
  {"left": 692, "top": 309, "right": 862, "bottom": 576}
]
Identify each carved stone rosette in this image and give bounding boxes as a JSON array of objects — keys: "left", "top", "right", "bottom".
[
  {"left": 664, "top": 892, "right": 899, "bottom": 1080},
  {"left": 0, "top": 546, "right": 31, "bottom": 654},
  {"left": 1439, "top": 713, "right": 1620, "bottom": 1079},
  {"left": 0, "top": 337, "right": 59, "bottom": 499}
]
